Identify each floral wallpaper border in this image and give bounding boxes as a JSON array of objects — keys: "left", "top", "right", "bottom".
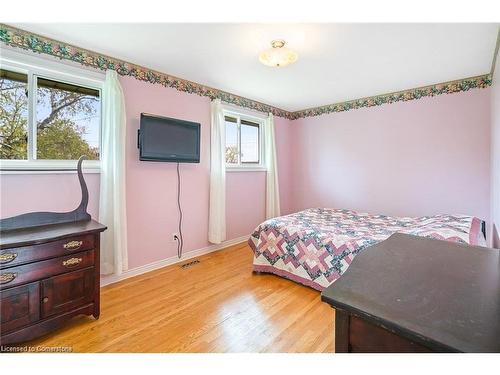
[
  {"left": 0, "top": 24, "right": 492, "bottom": 120},
  {"left": 289, "top": 74, "right": 492, "bottom": 119}
]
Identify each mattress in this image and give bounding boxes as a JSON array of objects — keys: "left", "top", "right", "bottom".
[{"left": 248, "top": 208, "right": 484, "bottom": 291}]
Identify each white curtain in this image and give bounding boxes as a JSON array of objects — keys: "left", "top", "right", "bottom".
[
  {"left": 265, "top": 113, "right": 281, "bottom": 219},
  {"left": 208, "top": 99, "right": 227, "bottom": 244},
  {"left": 99, "top": 70, "right": 128, "bottom": 275}
]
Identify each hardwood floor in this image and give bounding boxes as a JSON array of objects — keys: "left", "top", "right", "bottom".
[{"left": 25, "top": 242, "right": 334, "bottom": 353}]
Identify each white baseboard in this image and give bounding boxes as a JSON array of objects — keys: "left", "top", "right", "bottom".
[{"left": 100, "top": 235, "right": 249, "bottom": 287}]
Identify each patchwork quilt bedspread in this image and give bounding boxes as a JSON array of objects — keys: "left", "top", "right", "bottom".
[{"left": 248, "top": 208, "right": 483, "bottom": 291}]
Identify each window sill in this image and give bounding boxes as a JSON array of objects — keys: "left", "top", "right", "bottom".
[
  {"left": 226, "top": 167, "right": 267, "bottom": 172},
  {"left": 0, "top": 160, "right": 101, "bottom": 175}
]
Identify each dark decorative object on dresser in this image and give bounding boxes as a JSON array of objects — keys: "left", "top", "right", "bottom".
[
  {"left": 0, "top": 157, "right": 106, "bottom": 345},
  {"left": 321, "top": 233, "right": 500, "bottom": 353}
]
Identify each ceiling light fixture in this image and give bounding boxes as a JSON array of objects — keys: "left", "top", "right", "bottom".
[{"left": 259, "top": 40, "right": 298, "bottom": 68}]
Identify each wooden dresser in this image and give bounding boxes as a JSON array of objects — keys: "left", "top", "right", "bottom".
[
  {"left": 0, "top": 220, "right": 106, "bottom": 345},
  {"left": 321, "top": 233, "right": 500, "bottom": 353}
]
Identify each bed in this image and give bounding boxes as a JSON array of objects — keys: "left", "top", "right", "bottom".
[{"left": 248, "top": 208, "right": 485, "bottom": 291}]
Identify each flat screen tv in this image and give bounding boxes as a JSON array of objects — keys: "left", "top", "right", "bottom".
[{"left": 139, "top": 113, "right": 200, "bottom": 163}]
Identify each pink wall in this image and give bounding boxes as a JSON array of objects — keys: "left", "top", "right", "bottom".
[
  {"left": 274, "top": 116, "right": 293, "bottom": 215},
  {"left": 0, "top": 76, "right": 293, "bottom": 270},
  {"left": 491, "top": 54, "right": 500, "bottom": 248},
  {"left": 122, "top": 76, "right": 210, "bottom": 268},
  {"left": 0, "top": 173, "right": 100, "bottom": 219},
  {"left": 290, "top": 89, "right": 491, "bottom": 227}
]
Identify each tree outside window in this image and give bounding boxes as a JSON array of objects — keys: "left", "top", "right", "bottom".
[{"left": 0, "top": 69, "right": 101, "bottom": 161}]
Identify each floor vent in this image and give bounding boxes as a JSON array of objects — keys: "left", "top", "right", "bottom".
[{"left": 181, "top": 259, "right": 200, "bottom": 269}]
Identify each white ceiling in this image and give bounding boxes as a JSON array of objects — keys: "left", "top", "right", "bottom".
[{"left": 11, "top": 23, "right": 499, "bottom": 112}]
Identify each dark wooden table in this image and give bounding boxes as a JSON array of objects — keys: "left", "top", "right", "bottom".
[{"left": 321, "top": 233, "right": 500, "bottom": 353}]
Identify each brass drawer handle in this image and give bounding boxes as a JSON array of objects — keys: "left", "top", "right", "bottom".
[
  {"left": 63, "top": 240, "right": 83, "bottom": 250},
  {"left": 0, "top": 252, "right": 18, "bottom": 264},
  {"left": 0, "top": 272, "right": 17, "bottom": 284},
  {"left": 62, "top": 257, "right": 83, "bottom": 268}
]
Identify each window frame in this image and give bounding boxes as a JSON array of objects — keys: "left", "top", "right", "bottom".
[
  {"left": 223, "top": 107, "right": 266, "bottom": 172},
  {"left": 0, "top": 49, "right": 105, "bottom": 174}
]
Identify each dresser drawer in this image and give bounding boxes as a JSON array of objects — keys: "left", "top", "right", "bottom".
[
  {"left": 349, "top": 315, "right": 431, "bottom": 353},
  {"left": 0, "top": 234, "right": 95, "bottom": 268},
  {"left": 0, "top": 250, "right": 94, "bottom": 289}
]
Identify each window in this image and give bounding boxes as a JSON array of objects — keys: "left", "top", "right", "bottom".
[
  {"left": 224, "top": 112, "right": 264, "bottom": 170},
  {"left": 0, "top": 52, "right": 103, "bottom": 172},
  {"left": 35, "top": 77, "right": 100, "bottom": 160}
]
